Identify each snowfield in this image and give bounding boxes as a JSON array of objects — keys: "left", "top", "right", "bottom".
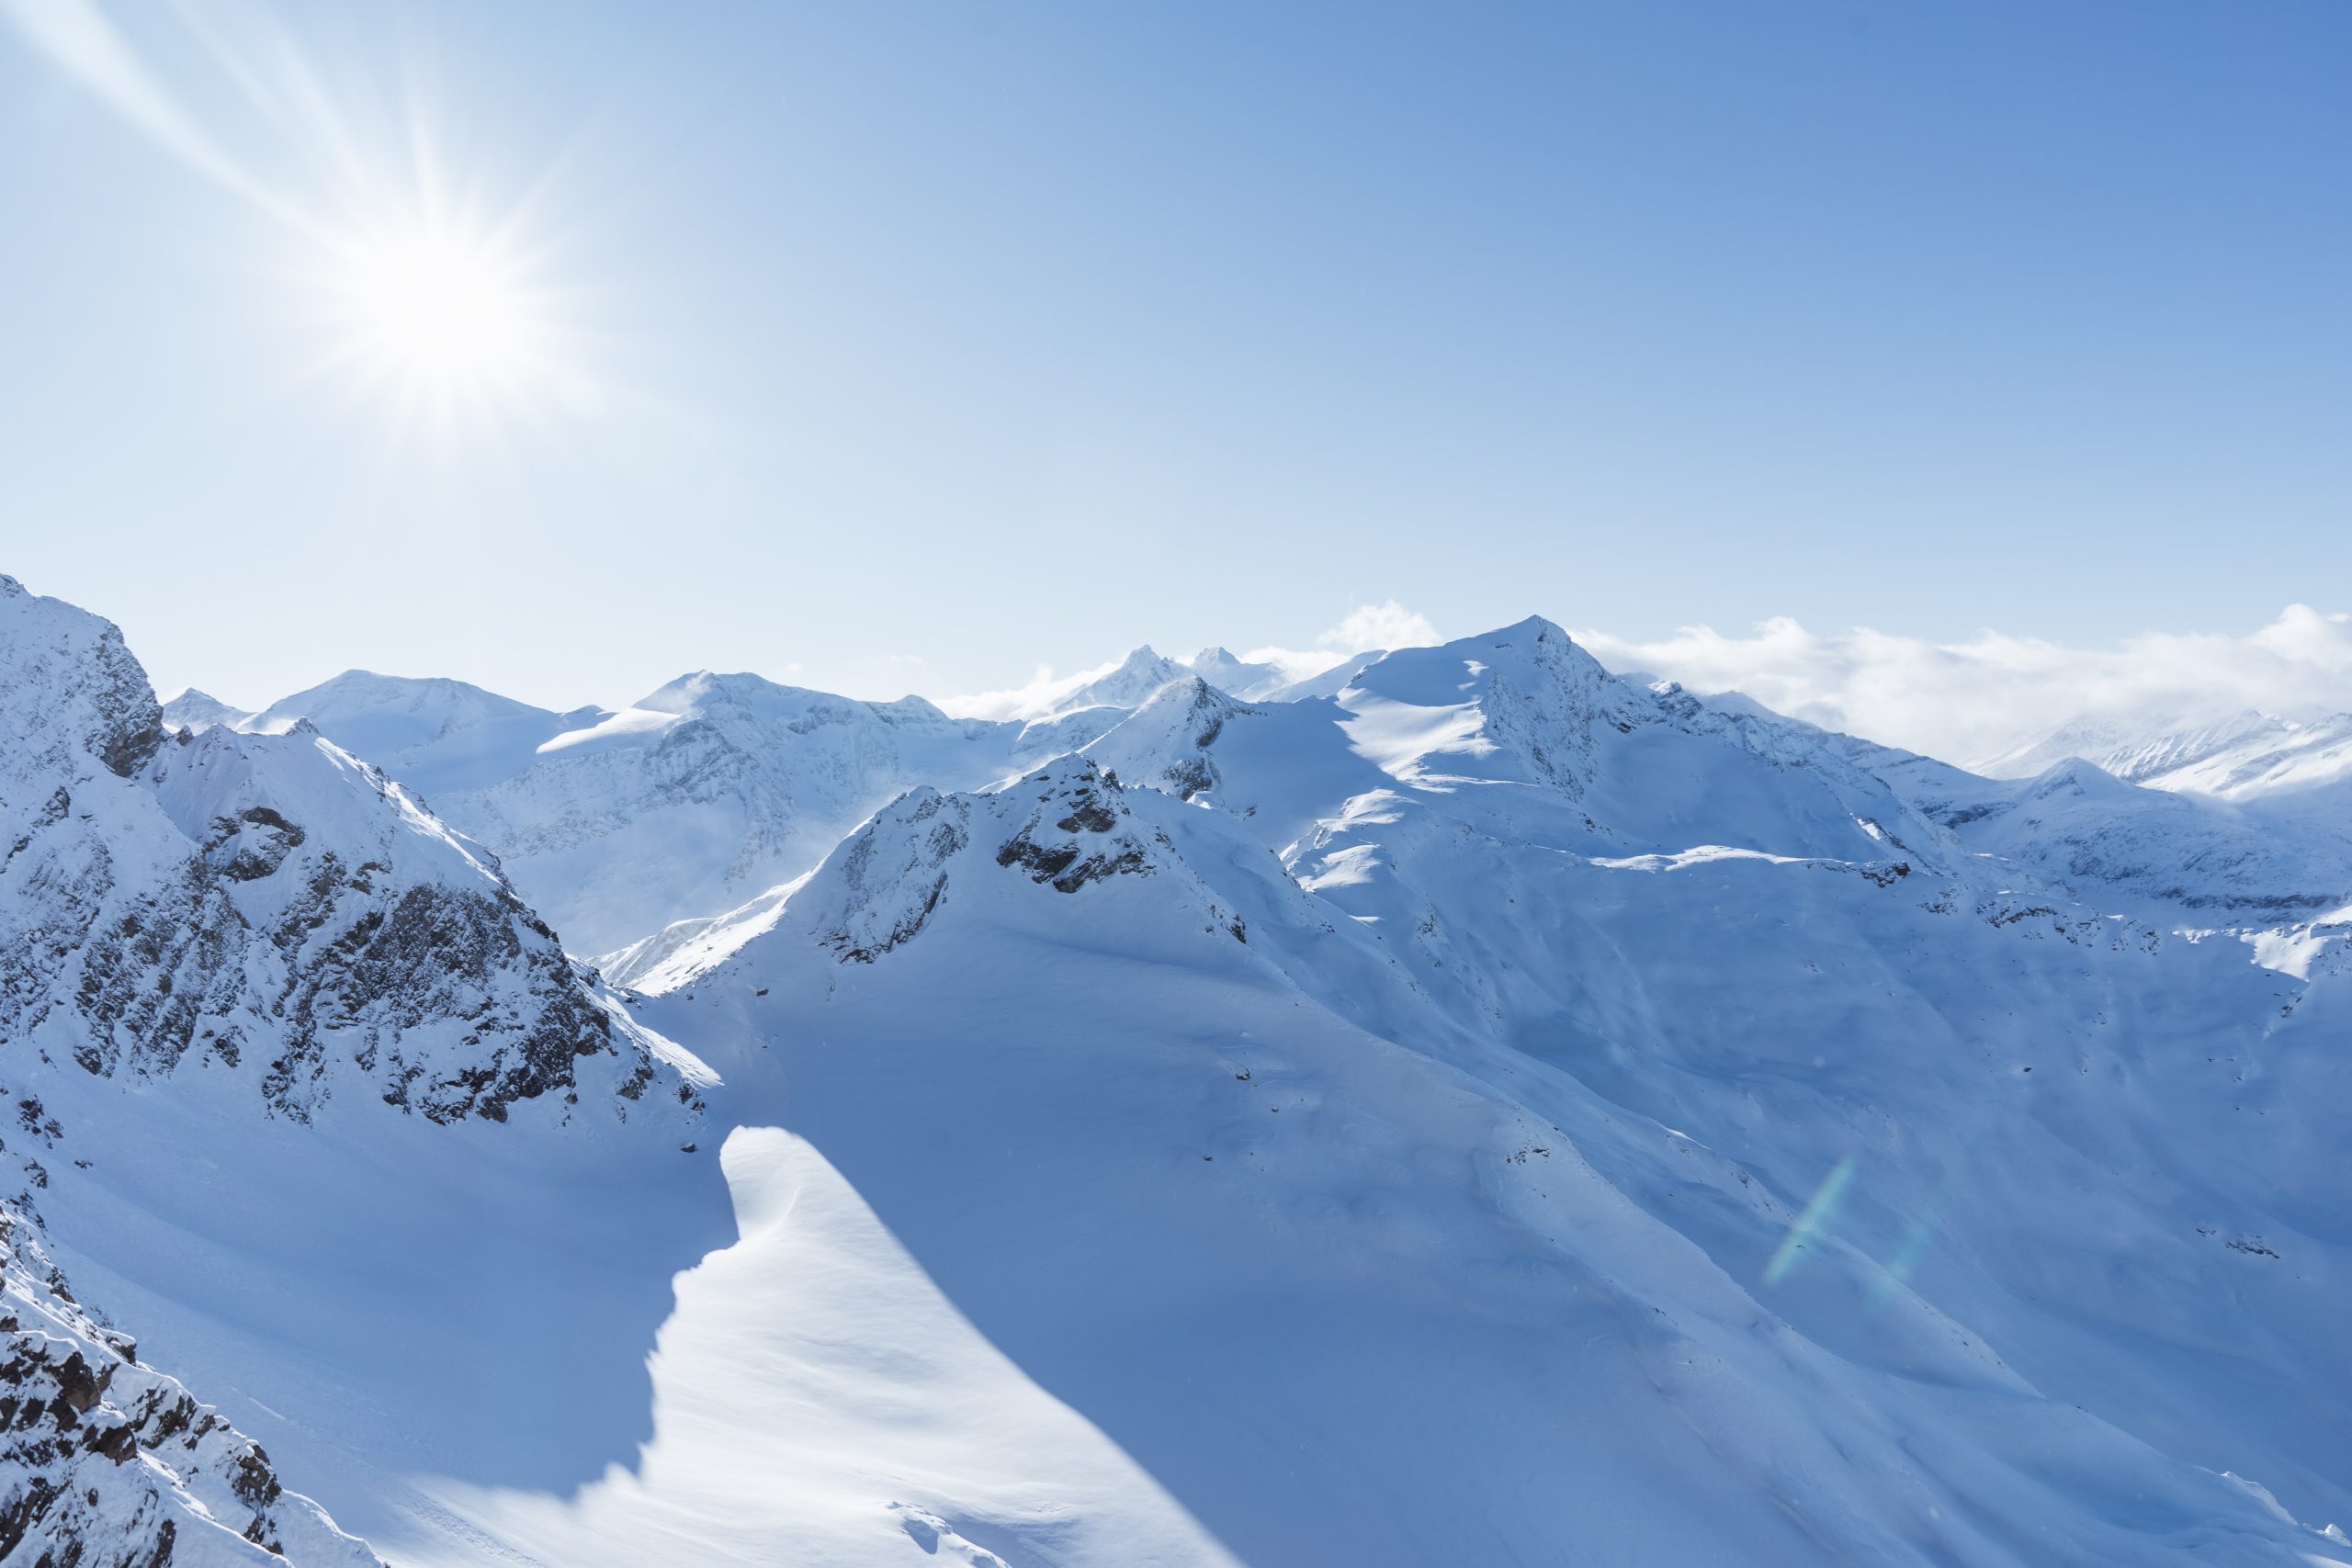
[{"left": 11, "top": 574, "right": 2352, "bottom": 1565}]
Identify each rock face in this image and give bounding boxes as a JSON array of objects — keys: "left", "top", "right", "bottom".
[
  {"left": 0, "top": 576, "right": 699, "bottom": 1129},
  {"left": 806, "top": 759, "right": 1190, "bottom": 964},
  {"left": 641, "top": 755, "right": 1264, "bottom": 994},
  {"left": 0, "top": 1191, "right": 381, "bottom": 1567}
]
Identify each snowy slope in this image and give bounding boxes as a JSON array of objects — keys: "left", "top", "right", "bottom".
[
  {"left": 601, "top": 621, "right": 2349, "bottom": 1565},
  {"left": 1837, "top": 741, "right": 2352, "bottom": 926},
  {"left": 2137, "top": 712, "right": 2352, "bottom": 800},
  {"left": 1984, "top": 706, "right": 2352, "bottom": 803},
  {"left": 1180, "top": 646, "right": 1297, "bottom": 700},
  {"left": 0, "top": 575, "right": 721, "bottom": 1566},
  {"left": 1, "top": 1185, "right": 381, "bottom": 1567},
  {"left": 15, "top": 583, "right": 2352, "bottom": 1567}
]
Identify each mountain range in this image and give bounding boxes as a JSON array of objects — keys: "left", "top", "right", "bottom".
[
  {"left": 8, "top": 572, "right": 2347, "bottom": 1566},
  {"left": 1981, "top": 706, "right": 2352, "bottom": 802}
]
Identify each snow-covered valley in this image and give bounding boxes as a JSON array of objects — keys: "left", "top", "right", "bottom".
[{"left": 10, "top": 575, "right": 2351, "bottom": 1566}]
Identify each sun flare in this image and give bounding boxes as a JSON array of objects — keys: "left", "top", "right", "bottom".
[{"left": 329, "top": 217, "right": 553, "bottom": 412}]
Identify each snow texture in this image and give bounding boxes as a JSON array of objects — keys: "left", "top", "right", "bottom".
[{"left": 6, "top": 578, "right": 2351, "bottom": 1567}]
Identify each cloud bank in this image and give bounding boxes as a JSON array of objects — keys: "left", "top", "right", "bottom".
[
  {"left": 1310, "top": 600, "right": 1440, "bottom": 657},
  {"left": 1576, "top": 604, "right": 2352, "bottom": 769}
]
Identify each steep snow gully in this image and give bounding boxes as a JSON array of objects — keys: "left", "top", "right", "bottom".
[{"left": 8, "top": 574, "right": 2351, "bottom": 1566}]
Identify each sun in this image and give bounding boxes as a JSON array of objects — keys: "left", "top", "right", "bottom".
[{"left": 326, "top": 214, "right": 556, "bottom": 414}]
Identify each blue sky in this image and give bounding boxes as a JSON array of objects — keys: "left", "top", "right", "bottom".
[{"left": 2, "top": 0, "right": 2346, "bottom": 715}]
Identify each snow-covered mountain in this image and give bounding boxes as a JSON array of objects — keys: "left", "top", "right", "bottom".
[
  {"left": 1179, "top": 645, "right": 1296, "bottom": 699},
  {"left": 238, "top": 671, "right": 602, "bottom": 800},
  {"left": 945, "top": 643, "right": 1327, "bottom": 723},
  {"left": 159, "top": 686, "right": 256, "bottom": 734},
  {"left": 200, "top": 641, "right": 1385, "bottom": 962},
  {"left": 15, "top": 579, "right": 2352, "bottom": 1566},
  {"left": 180, "top": 669, "right": 1025, "bottom": 953},
  {"left": 1983, "top": 706, "right": 2352, "bottom": 803},
  {"left": 432, "top": 672, "right": 1097, "bottom": 954},
  {"left": 0, "top": 575, "right": 716, "bottom": 1565},
  {"left": 217, "top": 652, "right": 1273, "bottom": 958},
  {"left": 604, "top": 620, "right": 2346, "bottom": 1564},
  {"left": 1835, "top": 739, "right": 2352, "bottom": 928}
]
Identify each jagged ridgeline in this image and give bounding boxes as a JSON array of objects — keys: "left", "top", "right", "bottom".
[
  {"left": 6, "top": 572, "right": 2350, "bottom": 1567},
  {"left": 0, "top": 574, "right": 701, "bottom": 1126},
  {"left": 0, "top": 575, "right": 709, "bottom": 1564}
]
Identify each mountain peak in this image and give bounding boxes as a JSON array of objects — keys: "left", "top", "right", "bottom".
[
  {"left": 1481, "top": 613, "right": 1573, "bottom": 645},
  {"left": 0, "top": 570, "right": 164, "bottom": 778},
  {"left": 160, "top": 686, "right": 254, "bottom": 733}
]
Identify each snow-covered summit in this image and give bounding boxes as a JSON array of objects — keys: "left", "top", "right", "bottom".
[
  {"left": 239, "top": 670, "right": 587, "bottom": 800},
  {"left": 160, "top": 685, "right": 256, "bottom": 733},
  {"left": 1182, "top": 646, "right": 1298, "bottom": 699},
  {"left": 0, "top": 576, "right": 704, "bottom": 1127},
  {"left": 1051, "top": 645, "right": 1191, "bottom": 715},
  {"left": 424, "top": 669, "right": 1075, "bottom": 953}
]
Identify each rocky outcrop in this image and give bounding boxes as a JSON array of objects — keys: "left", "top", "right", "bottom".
[
  {"left": 817, "top": 789, "right": 970, "bottom": 964},
  {"left": 992, "top": 766, "right": 1159, "bottom": 894},
  {"left": 748, "top": 757, "right": 1252, "bottom": 977},
  {"left": 0, "top": 1189, "right": 380, "bottom": 1566},
  {"left": 0, "top": 578, "right": 700, "bottom": 1129}
]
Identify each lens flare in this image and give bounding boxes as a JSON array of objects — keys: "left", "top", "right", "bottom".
[{"left": 1763, "top": 1156, "right": 1855, "bottom": 1287}]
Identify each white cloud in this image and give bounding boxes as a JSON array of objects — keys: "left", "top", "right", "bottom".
[
  {"left": 1575, "top": 605, "right": 2352, "bottom": 769},
  {"left": 1227, "top": 602, "right": 1445, "bottom": 689},
  {"left": 1317, "top": 600, "right": 1440, "bottom": 653},
  {"left": 1235, "top": 644, "right": 1346, "bottom": 684},
  {"left": 940, "top": 660, "right": 1117, "bottom": 723}
]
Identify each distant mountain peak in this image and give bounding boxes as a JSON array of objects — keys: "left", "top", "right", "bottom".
[{"left": 161, "top": 685, "right": 254, "bottom": 733}]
